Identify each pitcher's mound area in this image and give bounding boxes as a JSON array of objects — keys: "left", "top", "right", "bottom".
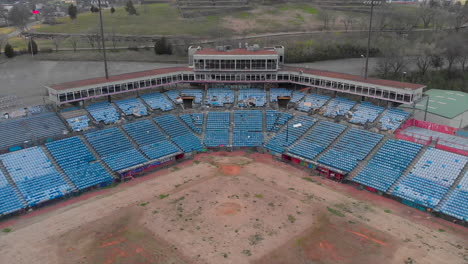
[{"left": 0, "top": 155, "right": 466, "bottom": 264}]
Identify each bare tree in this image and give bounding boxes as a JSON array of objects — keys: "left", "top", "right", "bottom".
[
  {"left": 414, "top": 42, "right": 437, "bottom": 76},
  {"left": 340, "top": 15, "right": 354, "bottom": 32},
  {"left": 417, "top": 6, "right": 435, "bottom": 28},
  {"left": 0, "top": 8, "right": 9, "bottom": 27},
  {"left": 438, "top": 33, "right": 464, "bottom": 74},
  {"left": 451, "top": 3, "right": 468, "bottom": 31},
  {"left": 8, "top": 5, "right": 31, "bottom": 31},
  {"left": 318, "top": 9, "right": 335, "bottom": 30},
  {"left": 373, "top": 6, "right": 393, "bottom": 31},
  {"left": 52, "top": 37, "right": 61, "bottom": 52},
  {"left": 68, "top": 36, "right": 79, "bottom": 52},
  {"left": 375, "top": 36, "right": 409, "bottom": 78},
  {"left": 432, "top": 9, "right": 450, "bottom": 31}
]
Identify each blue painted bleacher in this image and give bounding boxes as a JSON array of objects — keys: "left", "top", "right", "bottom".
[
  {"left": 165, "top": 90, "right": 182, "bottom": 104},
  {"left": 86, "top": 102, "right": 120, "bottom": 124},
  {"left": 323, "top": 97, "right": 356, "bottom": 118},
  {"left": 66, "top": 115, "right": 90, "bottom": 131},
  {"left": 140, "top": 92, "right": 174, "bottom": 111},
  {"left": 297, "top": 94, "right": 330, "bottom": 112},
  {"left": 318, "top": 129, "right": 383, "bottom": 172},
  {"left": 46, "top": 137, "right": 114, "bottom": 191},
  {"left": 180, "top": 113, "right": 204, "bottom": 134},
  {"left": 180, "top": 89, "right": 204, "bottom": 104},
  {"left": 238, "top": 88, "right": 267, "bottom": 107},
  {"left": 123, "top": 120, "right": 180, "bottom": 160},
  {"left": 115, "top": 98, "right": 148, "bottom": 116},
  {"left": 290, "top": 91, "right": 305, "bottom": 103},
  {"left": 270, "top": 88, "right": 292, "bottom": 102},
  {"left": 349, "top": 102, "right": 384, "bottom": 124},
  {"left": 0, "top": 147, "right": 72, "bottom": 206},
  {"left": 204, "top": 112, "right": 230, "bottom": 147},
  {"left": 379, "top": 108, "right": 410, "bottom": 131},
  {"left": 206, "top": 88, "right": 234, "bottom": 106},
  {"left": 352, "top": 140, "right": 423, "bottom": 192},
  {"left": 0, "top": 170, "right": 25, "bottom": 215},
  {"left": 154, "top": 115, "right": 204, "bottom": 152},
  {"left": 289, "top": 121, "right": 346, "bottom": 161},
  {"left": 439, "top": 172, "right": 468, "bottom": 221},
  {"left": 265, "top": 115, "right": 316, "bottom": 153},
  {"left": 233, "top": 110, "right": 263, "bottom": 147},
  {"left": 392, "top": 148, "right": 467, "bottom": 208},
  {"left": 85, "top": 127, "right": 147, "bottom": 171},
  {"left": 266, "top": 110, "right": 293, "bottom": 132}
]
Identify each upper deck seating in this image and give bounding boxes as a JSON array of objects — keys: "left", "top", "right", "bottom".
[
  {"left": 270, "top": 88, "right": 292, "bottom": 102},
  {"left": 322, "top": 97, "right": 356, "bottom": 118},
  {"left": 86, "top": 102, "right": 120, "bottom": 124},
  {"left": 140, "top": 92, "right": 174, "bottom": 111},
  {"left": 238, "top": 89, "right": 267, "bottom": 107},
  {"left": 349, "top": 102, "right": 384, "bottom": 124},
  {"left": 379, "top": 108, "right": 410, "bottom": 131},
  {"left": 115, "top": 98, "right": 148, "bottom": 116}
]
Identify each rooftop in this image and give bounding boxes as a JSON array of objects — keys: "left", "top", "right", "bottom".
[
  {"left": 194, "top": 48, "right": 278, "bottom": 56},
  {"left": 50, "top": 67, "right": 192, "bottom": 90},
  {"left": 413, "top": 89, "right": 468, "bottom": 118},
  {"left": 283, "top": 66, "right": 426, "bottom": 90}
]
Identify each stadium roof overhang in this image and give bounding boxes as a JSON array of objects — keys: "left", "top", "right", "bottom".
[{"left": 46, "top": 66, "right": 425, "bottom": 106}]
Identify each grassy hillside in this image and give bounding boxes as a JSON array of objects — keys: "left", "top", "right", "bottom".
[{"left": 33, "top": 3, "right": 327, "bottom": 37}]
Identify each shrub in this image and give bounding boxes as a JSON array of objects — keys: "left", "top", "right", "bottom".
[
  {"left": 4, "top": 43, "right": 14, "bottom": 58},
  {"left": 27, "top": 39, "right": 38, "bottom": 55}
]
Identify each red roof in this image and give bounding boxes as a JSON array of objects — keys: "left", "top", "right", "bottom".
[
  {"left": 50, "top": 67, "right": 192, "bottom": 90},
  {"left": 194, "top": 48, "right": 277, "bottom": 56},
  {"left": 284, "top": 67, "right": 425, "bottom": 90}
]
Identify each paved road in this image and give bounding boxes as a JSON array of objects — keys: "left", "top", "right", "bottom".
[{"left": 0, "top": 57, "right": 384, "bottom": 107}]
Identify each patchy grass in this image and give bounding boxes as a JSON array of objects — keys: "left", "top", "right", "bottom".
[
  {"left": 302, "top": 177, "right": 316, "bottom": 183},
  {"left": 438, "top": 229, "right": 445, "bottom": 232},
  {"left": 0, "top": 27, "right": 15, "bottom": 35},
  {"left": 2, "top": 228, "right": 12, "bottom": 233},
  {"left": 139, "top": 202, "right": 150, "bottom": 206},
  {"left": 327, "top": 207, "right": 345, "bottom": 217},
  {"left": 248, "top": 233, "right": 264, "bottom": 245},
  {"left": 242, "top": 249, "right": 252, "bottom": 256},
  {"left": 278, "top": 3, "right": 318, "bottom": 14},
  {"left": 159, "top": 194, "right": 169, "bottom": 199},
  {"left": 288, "top": 214, "right": 296, "bottom": 223},
  {"left": 193, "top": 160, "right": 200, "bottom": 164},
  {"left": 384, "top": 209, "right": 392, "bottom": 214},
  {"left": 254, "top": 193, "right": 264, "bottom": 199},
  {"left": 171, "top": 196, "right": 186, "bottom": 204},
  {"left": 170, "top": 166, "right": 180, "bottom": 172}
]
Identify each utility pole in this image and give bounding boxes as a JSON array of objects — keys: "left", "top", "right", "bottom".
[
  {"left": 363, "top": 0, "right": 381, "bottom": 79},
  {"left": 97, "top": 0, "right": 110, "bottom": 102}
]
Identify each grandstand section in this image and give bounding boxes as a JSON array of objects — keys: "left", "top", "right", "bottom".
[
  {"left": 238, "top": 88, "right": 267, "bottom": 107},
  {"left": 180, "top": 89, "right": 204, "bottom": 104},
  {"left": 0, "top": 147, "right": 72, "bottom": 206},
  {"left": 86, "top": 102, "right": 120, "bottom": 124},
  {"left": 288, "top": 121, "right": 347, "bottom": 162},
  {"left": 322, "top": 97, "right": 356, "bottom": 118},
  {"left": 290, "top": 91, "right": 305, "bottom": 103},
  {"left": 439, "top": 171, "right": 468, "bottom": 221},
  {"left": 140, "top": 92, "right": 174, "bottom": 111},
  {"left": 297, "top": 94, "right": 330, "bottom": 112},
  {"left": 0, "top": 112, "right": 67, "bottom": 151},
  {"left": 205, "top": 88, "right": 234, "bottom": 106},
  {"left": 379, "top": 108, "right": 410, "bottom": 131},
  {"left": 114, "top": 98, "right": 148, "bottom": 116},
  {"left": 392, "top": 148, "right": 467, "bottom": 209},
  {"left": 270, "top": 88, "right": 292, "bottom": 102},
  {"left": 265, "top": 115, "right": 316, "bottom": 154},
  {"left": 154, "top": 115, "right": 204, "bottom": 152},
  {"left": 233, "top": 110, "right": 263, "bottom": 147},
  {"left": 46, "top": 137, "right": 114, "bottom": 191},
  {"left": 0, "top": 169, "right": 25, "bottom": 216},
  {"left": 84, "top": 128, "right": 147, "bottom": 171},
  {"left": 265, "top": 110, "right": 292, "bottom": 132},
  {"left": 204, "top": 112, "right": 230, "bottom": 147},
  {"left": 352, "top": 140, "right": 423, "bottom": 192},
  {"left": 318, "top": 129, "right": 383, "bottom": 173},
  {"left": 180, "top": 113, "right": 204, "bottom": 134},
  {"left": 349, "top": 101, "right": 385, "bottom": 124},
  {"left": 66, "top": 115, "right": 91, "bottom": 132}
]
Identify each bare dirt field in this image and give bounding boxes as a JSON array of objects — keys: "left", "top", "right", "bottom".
[{"left": 0, "top": 152, "right": 466, "bottom": 264}]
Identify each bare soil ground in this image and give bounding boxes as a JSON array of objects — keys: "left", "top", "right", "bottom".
[{"left": 0, "top": 152, "right": 466, "bottom": 264}]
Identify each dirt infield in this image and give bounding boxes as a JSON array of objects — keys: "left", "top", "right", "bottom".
[{"left": 0, "top": 152, "right": 466, "bottom": 264}]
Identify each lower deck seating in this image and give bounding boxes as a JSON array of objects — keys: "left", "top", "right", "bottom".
[
  {"left": 86, "top": 102, "right": 120, "bottom": 124},
  {"left": 318, "top": 129, "right": 383, "bottom": 172},
  {"left": 140, "top": 92, "right": 174, "bottom": 111},
  {"left": 238, "top": 89, "right": 267, "bottom": 107},
  {"left": 379, "top": 108, "right": 409, "bottom": 131},
  {"left": 154, "top": 115, "right": 204, "bottom": 152},
  {"left": 266, "top": 110, "right": 293, "bottom": 132},
  {"left": 265, "top": 115, "right": 316, "bottom": 153},
  {"left": 0, "top": 170, "right": 25, "bottom": 215},
  {"left": 85, "top": 127, "right": 147, "bottom": 171},
  {"left": 180, "top": 89, "right": 204, "bottom": 104},
  {"left": 115, "top": 98, "right": 148, "bottom": 116},
  {"left": 180, "top": 113, "right": 204, "bottom": 134},
  {"left": 46, "top": 137, "right": 113, "bottom": 191},
  {"left": 0, "top": 147, "right": 72, "bottom": 206},
  {"left": 392, "top": 148, "right": 467, "bottom": 208},
  {"left": 439, "top": 172, "right": 468, "bottom": 221},
  {"left": 352, "top": 140, "right": 423, "bottom": 192},
  {"left": 289, "top": 121, "right": 346, "bottom": 161},
  {"left": 206, "top": 88, "right": 234, "bottom": 106},
  {"left": 204, "top": 112, "right": 230, "bottom": 147},
  {"left": 233, "top": 110, "right": 263, "bottom": 147}
]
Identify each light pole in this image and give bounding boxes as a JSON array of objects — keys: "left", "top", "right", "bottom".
[
  {"left": 97, "top": 0, "right": 110, "bottom": 102},
  {"left": 363, "top": 0, "right": 382, "bottom": 79}
]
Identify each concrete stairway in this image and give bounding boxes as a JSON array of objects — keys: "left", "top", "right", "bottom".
[
  {"left": 285, "top": 118, "right": 321, "bottom": 152},
  {"left": 118, "top": 126, "right": 149, "bottom": 160},
  {"left": 40, "top": 145, "right": 77, "bottom": 191},
  {"left": 386, "top": 145, "right": 429, "bottom": 195},
  {"left": 0, "top": 160, "right": 28, "bottom": 207},
  {"left": 434, "top": 163, "right": 468, "bottom": 211},
  {"left": 313, "top": 125, "right": 351, "bottom": 162},
  {"left": 347, "top": 135, "right": 389, "bottom": 181},
  {"left": 78, "top": 135, "right": 118, "bottom": 179}
]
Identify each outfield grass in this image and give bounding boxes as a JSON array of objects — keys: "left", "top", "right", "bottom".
[
  {"left": 278, "top": 3, "right": 318, "bottom": 14},
  {"left": 0, "top": 27, "right": 15, "bottom": 36},
  {"left": 36, "top": 3, "right": 231, "bottom": 36}
]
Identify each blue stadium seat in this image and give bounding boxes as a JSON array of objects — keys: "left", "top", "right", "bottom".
[
  {"left": 204, "top": 112, "right": 230, "bottom": 147},
  {"left": 140, "top": 92, "right": 174, "bottom": 111},
  {"left": 322, "top": 97, "right": 356, "bottom": 117},
  {"left": 206, "top": 88, "right": 234, "bottom": 106},
  {"left": 297, "top": 94, "right": 330, "bottom": 112},
  {"left": 349, "top": 102, "right": 384, "bottom": 124},
  {"left": 238, "top": 88, "right": 267, "bottom": 107},
  {"left": 439, "top": 171, "right": 468, "bottom": 221},
  {"left": 379, "top": 108, "right": 410, "bottom": 131},
  {"left": 0, "top": 170, "right": 25, "bottom": 215},
  {"left": 180, "top": 114, "right": 204, "bottom": 134},
  {"left": 233, "top": 110, "right": 263, "bottom": 147},
  {"left": 115, "top": 98, "right": 148, "bottom": 116},
  {"left": 154, "top": 115, "right": 204, "bottom": 152},
  {"left": 265, "top": 115, "right": 316, "bottom": 153},
  {"left": 66, "top": 115, "right": 91, "bottom": 131},
  {"left": 86, "top": 102, "right": 120, "bottom": 124},
  {"left": 270, "top": 88, "right": 292, "bottom": 102}
]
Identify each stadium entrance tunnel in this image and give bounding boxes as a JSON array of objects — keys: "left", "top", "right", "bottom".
[
  {"left": 182, "top": 97, "right": 194, "bottom": 109},
  {"left": 278, "top": 97, "right": 290, "bottom": 109}
]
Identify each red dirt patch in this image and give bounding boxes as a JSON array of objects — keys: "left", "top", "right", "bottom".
[
  {"left": 215, "top": 202, "right": 242, "bottom": 216},
  {"left": 219, "top": 164, "right": 241, "bottom": 175}
]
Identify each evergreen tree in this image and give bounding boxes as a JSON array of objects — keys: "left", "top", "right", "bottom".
[
  {"left": 110, "top": 7, "right": 115, "bottom": 14},
  {"left": 154, "top": 37, "right": 173, "bottom": 55},
  {"left": 125, "top": 0, "right": 138, "bottom": 15},
  {"left": 4, "top": 43, "right": 14, "bottom": 58},
  {"left": 68, "top": 4, "right": 78, "bottom": 20}
]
